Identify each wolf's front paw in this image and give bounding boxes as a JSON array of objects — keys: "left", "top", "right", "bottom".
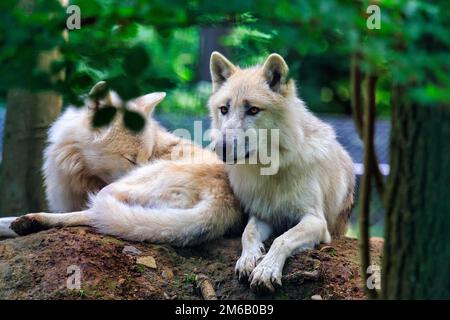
[
  {"left": 235, "top": 244, "right": 265, "bottom": 280},
  {"left": 10, "top": 214, "right": 48, "bottom": 236},
  {"left": 249, "top": 258, "right": 282, "bottom": 293}
]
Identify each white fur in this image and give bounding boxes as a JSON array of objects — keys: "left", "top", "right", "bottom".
[
  {"left": 0, "top": 88, "right": 241, "bottom": 246},
  {"left": 43, "top": 98, "right": 158, "bottom": 212},
  {"left": 209, "top": 52, "right": 355, "bottom": 292},
  {"left": 88, "top": 188, "right": 219, "bottom": 246}
]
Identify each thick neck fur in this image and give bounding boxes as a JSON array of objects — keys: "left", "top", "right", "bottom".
[{"left": 225, "top": 95, "right": 338, "bottom": 228}]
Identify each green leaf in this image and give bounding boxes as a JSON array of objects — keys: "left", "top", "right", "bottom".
[
  {"left": 108, "top": 76, "right": 141, "bottom": 101},
  {"left": 123, "top": 109, "right": 145, "bottom": 133},
  {"left": 65, "top": 90, "right": 84, "bottom": 107},
  {"left": 123, "top": 45, "right": 150, "bottom": 77},
  {"left": 69, "top": 72, "right": 94, "bottom": 92},
  {"left": 92, "top": 106, "right": 117, "bottom": 128}
]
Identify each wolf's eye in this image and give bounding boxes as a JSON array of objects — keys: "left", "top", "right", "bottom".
[
  {"left": 246, "top": 106, "right": 260, "bottom": 116},
  {"left": 220, "top": 106, "right": 229, "bottom": 115},
  {"left": 123, "top": 155, "right": 137, "bottom": 165}
]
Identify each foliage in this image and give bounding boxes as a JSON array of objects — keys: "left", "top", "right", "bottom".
[{"left": 0, "top": 0, "right": 448, "bottom": 122}]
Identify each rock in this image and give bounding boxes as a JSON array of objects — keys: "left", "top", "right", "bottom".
[
  {"left": 136, "top": 256, "right": 157, "bottom": 269},
  {"left": 319, "top": 246, "right": 336, "bottom": 253},
  {"left": 161, "top": 268, "right": 174, "bottom": 280},
  {"left": 0, "top": 227, "right": 384, "bottom": 300},
  {"left": 163, "top": 292, "right": 177, "bottom": 300},
  {"left": 311, "top": 294, "right": 323, "bottom": 300},
  {"left": 122, "top": 245, "right": 142, "bottom": 256}
]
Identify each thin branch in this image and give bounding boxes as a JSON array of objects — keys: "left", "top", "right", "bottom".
[
  {"left": 195, "top": 274, "right": 217, "bottom": 300},
  {"left": 350, "top": 53, "right": 386, "bottom": 200},
  {"left": 359, "top": 74, "right": 379, "bottom": 300},
  {"left": 282, "top": 259, "right": 321, "bottom": 283},
  {"left": 371, "top": 147, "right": 386, "bottom": 200},
  {"left": 351, "top": 52, "right": 364, "bottom": 137}
]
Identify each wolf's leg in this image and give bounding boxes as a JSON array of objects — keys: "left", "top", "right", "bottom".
[
  {"left": 10, "top": 211, "right": 91, "bottom": 236},
  {"left": 235, "top": 216, "right": 273, "bottom": 280},
  {"left": 0, "top": 217, "right": 19, "bottom": 238},
  {"left": 249, "top": 213, "right": 330, "bottom": 292}
]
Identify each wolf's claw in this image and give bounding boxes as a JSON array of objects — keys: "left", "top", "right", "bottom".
[
  {"left": 235, "top": 255, "right": 258, "bottom": 280},
  {"left": 235, "top": 244, "right": 265, "bottom": 281},
  {"left": 249, "top": 257, "right": 282, "bottom": 293},
  {"left": 10, "top": 215, "right": 48, "bottom": 236}
]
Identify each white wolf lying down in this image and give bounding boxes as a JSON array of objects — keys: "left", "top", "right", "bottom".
[
  {"left": 208, "top": 52, "right": 355, "bottom": 292},
  {"left": 0, "top": 83, "right": 241, "bottom": 246}
]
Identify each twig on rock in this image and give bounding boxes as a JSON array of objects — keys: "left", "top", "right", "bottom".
[
  {"left": 195, "top": 274, "right": 217, "bottom": 300},
  {"left": 282, "top": 260, "right": 322, "bottom": 283}
]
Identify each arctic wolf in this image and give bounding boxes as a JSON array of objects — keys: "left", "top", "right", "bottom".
[
  {"left": 208, "top": 52, "right": 355, "bottom": 292},
  {"left": 45, "top": 82, "right": 159, "bottom": 213},
  {"left": 1, "top": 83, "right": 241, "bottom": 246},
  {"left": 0, "top": 82, "right": 153, "bottom": 237}
]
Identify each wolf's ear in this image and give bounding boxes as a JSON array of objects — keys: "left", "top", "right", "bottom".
[
  {"left": 88, "top": 81, "right": 112, "bottom": 109},
  {"left": 210, "top": 51, "right": 236, "bottom": 92},
  {"left": 262, "top": 54, "right": 289, "bottom": 93},
  {"left": 131, "top": 92, "right": 166, "bottom": 115}
]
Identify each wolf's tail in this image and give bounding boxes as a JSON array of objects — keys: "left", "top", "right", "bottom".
[
  {"left": 88, "top": 192, "right": 236, "bottom": 247},
  {"left": 331, "top": 186, "right": 354, "bottom": 238}
]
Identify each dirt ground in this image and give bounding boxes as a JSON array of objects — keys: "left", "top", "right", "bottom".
[{"left": 0, "top": 227, "right": 383, "bottom": 300}]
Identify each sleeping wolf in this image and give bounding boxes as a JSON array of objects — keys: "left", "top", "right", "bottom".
[{"left": 0, "top": 82, "right": 241, "bottom": 246}]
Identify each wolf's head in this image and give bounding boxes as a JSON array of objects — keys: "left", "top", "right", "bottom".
[
  {"left": 208, "top": 52, "right": 296, "bottom": 171},
  {"left": 82, "top": 82, "right": 165, "bottom": 182}
]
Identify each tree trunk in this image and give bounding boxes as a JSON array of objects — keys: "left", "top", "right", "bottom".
[
  {"left": 0, "top": 50, "right": 63, "bottom": 216},
  {"left": 382, "top": 87, "right": 450, "bottom": 299},
  {"left": 198, "top": 26, "right": 229, "bottom": 82},
  {"left": 358, "top": 75, "right": 377, "bottom": 299}
]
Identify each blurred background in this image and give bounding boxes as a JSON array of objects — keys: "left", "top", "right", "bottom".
[{"left": 0, "top": 0, "right": 449, "bottom": 238}]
